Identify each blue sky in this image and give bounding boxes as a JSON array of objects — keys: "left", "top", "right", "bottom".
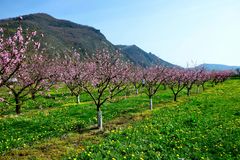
[{"left": 1, "top": 0, "right": 240, "bottom": 67}]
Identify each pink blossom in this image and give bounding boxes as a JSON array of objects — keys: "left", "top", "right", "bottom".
[
  {"left": 0, "top": 23, "right": 40, "bottom": 88},
  {"left": 32, "top": 31, "right": 37, "bottom": 36},
  {"left": 0, "top": 97, "right": 5, "bottom": 102}
]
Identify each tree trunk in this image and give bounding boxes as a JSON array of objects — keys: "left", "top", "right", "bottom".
[
  {"left": 197, "top": 86, "right": 200, "bottom": 93},
  {"left": 187, "top": 88, "right": 190, "bottom": 96},
  {"left": 174, "top": 94, "right": 177, "bottom": 101},
  {"left": 149, "top": 97, "right": 153, "bottom": 110},
  {"left": 97, "top": 108, "right": 103, "bottom": 130},
  {"left": 136, "top": 89, "right": 138, "bottom": 95},
  {"left": 15, "top": 96, "right": 21, "bottom": 114},
  {"left": 76, "top": 95, "right": 80, "bottom": 104},
  {"left": 31, "top": 92, "right": 36, "bottom": 100},
  {"left": 202, "top": 84, "right": 205, "bottom": 91},
  {"left": 109, "top": 91, "right": 113, "bottom": 99}
]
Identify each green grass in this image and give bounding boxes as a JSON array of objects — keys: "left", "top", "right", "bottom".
[
  {"left": 0, "top": 80, "right": 239, "bottom": 159},
  {"left": 73, "top": 80, "right": 240, "bottom": 160},
  {"left": 0, "top": 85, "right": 165, "bottom": 154}
]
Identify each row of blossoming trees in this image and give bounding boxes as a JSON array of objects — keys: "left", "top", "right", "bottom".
[{"left": 0, "top": 21, "right": 232, "bottom": 130}]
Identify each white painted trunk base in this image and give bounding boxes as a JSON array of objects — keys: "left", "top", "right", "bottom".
[
  {"left": 97, "top": 110, "right": 103, "bottom": 130},
  {"left": 77, "top": 95, "right": 80, "bottom": 104},
  {"left": 150, "top": 98, "right": 153, "bottom": 110}
]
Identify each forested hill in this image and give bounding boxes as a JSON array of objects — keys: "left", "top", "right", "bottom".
[{"left": 0, "top": 13, "right": 176, "bottom": 67}]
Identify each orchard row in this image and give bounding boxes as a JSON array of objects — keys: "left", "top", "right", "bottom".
[{"left": 0, "top": 20, "right": 232, "bottom": 129}]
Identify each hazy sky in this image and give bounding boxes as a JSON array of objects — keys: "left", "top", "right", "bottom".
[{"left": 1, "top": 0, "right": 240, "bottom": 67}]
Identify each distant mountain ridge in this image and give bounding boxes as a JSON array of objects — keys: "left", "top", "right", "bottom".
[
  {"left": 197, "top": 63, "right": 240, "bottom": 71},
  {"left": 117, "top": 45, "right": 175, "bottom": 68},
  {"left": 0, "top": 13, "right": 176, "bottom": 68}
]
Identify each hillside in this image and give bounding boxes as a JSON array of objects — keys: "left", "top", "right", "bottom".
[
  {"left": 0, "top": 13, "right": 115, "bottom": 58},
  {"left": 197, "top": 63, "right": 240, "bottom": 71},
  {"left": 117, "top": 45, "right": 176, "bottom": 68},
  {"left": 0, "top": 13, "right": 175, "bottom": 67}
]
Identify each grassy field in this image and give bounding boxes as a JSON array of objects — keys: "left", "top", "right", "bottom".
[
  {"left": 0, "top": 79, "right": 240, "bottom": 159},
  {"left": 75, "top": 79, "right": 240, "bottom": 160}
]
